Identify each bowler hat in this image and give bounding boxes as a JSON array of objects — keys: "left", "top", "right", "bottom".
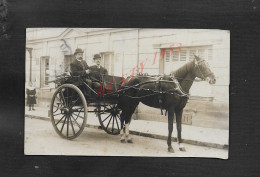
[
  {"left": 74, "top": 48, "right": 84, "bottom": 55},
  {"left": 93, "top": 54, "right": 101, "bottom": 60}
]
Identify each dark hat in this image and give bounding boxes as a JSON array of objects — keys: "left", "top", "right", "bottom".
[
  {"left": 93, "top": 54, "right": 101, "bottom": 60},
  {"left": 74, "top": 48, "right": 84, "bottom": 55}
]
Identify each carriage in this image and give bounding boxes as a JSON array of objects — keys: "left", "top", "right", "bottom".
[
  {"left": 49, "top": 72, "right": 126, "bottom": 139},
  {"left": 49, "top": 56, "right": 216, "bottom": 152}
]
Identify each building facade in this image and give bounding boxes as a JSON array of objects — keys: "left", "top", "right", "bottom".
[{"left": 26, "top": 28, "right": 230, "bottom": 129}]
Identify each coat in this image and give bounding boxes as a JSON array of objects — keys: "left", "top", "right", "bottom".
[
  {"left": 70, "top": 59, "right": 90, "bottom": 77},
  {"left": 26, "top": 88, "right": 37, "bottom": 105},
  {"left": 89, "top": 65, "right": 108, "bottom": 82}
]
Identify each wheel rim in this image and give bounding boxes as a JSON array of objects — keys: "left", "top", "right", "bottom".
[
  {"left": 98, "top": 104, "right": 122, "bottom": 135},
  {"left": 50, "top": 84, "right": 87, "bottom": 139}
]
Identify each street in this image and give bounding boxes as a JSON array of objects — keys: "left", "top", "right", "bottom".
[{"left": 24, "top": 117, "right": 228, "bottom": 158}]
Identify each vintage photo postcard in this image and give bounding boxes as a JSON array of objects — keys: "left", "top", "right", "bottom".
[{"left": 24, "top": 28, "right": 229, "bottom": 158}]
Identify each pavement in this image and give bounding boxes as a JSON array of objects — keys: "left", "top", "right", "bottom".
[{"left": 24, "top": 106, "right": 229, "bottom": 150}]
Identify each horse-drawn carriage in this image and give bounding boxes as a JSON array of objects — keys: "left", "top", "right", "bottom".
[
  {"left": 49, "top": 72, "right": 126, "bottom": 139},
  {"left": 49, "top": 56, "right": 216, "bottom": 152}
]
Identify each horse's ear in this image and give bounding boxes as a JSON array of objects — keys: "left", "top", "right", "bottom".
[
  {"left": 194, "top": 55, "right": 200, "bottom": 64},
  {"left": 194, "top": 55, "right": 199, "bottom": 60}
]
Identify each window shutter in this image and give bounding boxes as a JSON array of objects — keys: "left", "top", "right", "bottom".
[
  {"left": 165, "top": 49, "right": 170, "bottom": 62},
  {"left": 172, "top": 49, "right": 179, "bottom": 62},
  {"left": 180, "top": 49, "right": 187, "bottom": 61}
]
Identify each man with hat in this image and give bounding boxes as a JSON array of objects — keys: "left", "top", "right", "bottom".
[
  {"left": 89, "top": 54, "right": 108, "bottom": 88},
  {"left": 70, "top": 48, "right": 92, "bottom": 96}
]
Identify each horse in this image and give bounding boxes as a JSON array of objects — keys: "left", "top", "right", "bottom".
[{"left": 117, "top": 55, "right": 216, "bottom": 153}]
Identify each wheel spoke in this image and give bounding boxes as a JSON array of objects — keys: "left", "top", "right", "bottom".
[
  {"left": 53, "top": 112, "right": 62, "bottom": 117},
  {"left": 71, "top": 114, "right": 81, "bottom": 128},
  {"left": 102, "top": 114, "right": 112, "bottom": 123},
  {"left": 97, "top": 104, "right": 122, "bottom": 135},
  {"left": 67, "top": 114, "right": 69, "bottom": 137},
  {"left": 59, "top": 91, "right": 67, "bottom": 107},
  {"left": 69, "top": 116, "right": 75, "bottom": 135},
  {"left": 116, "top": 115, "right": 123, "bottom": 129},
  {"left": 112, "top": 116, "right": 115, "bottom": 133},
  {"left": 66, "top": 87, "right": 69, "bottom": 107},
  {"left": 72, "top": 112, "right": 85, "bottom": 119},
  {"left": 69, "top": 97, "right": 80, "bottom": 109},
  {"left": 60, "top": 115, "right": 67, "bottom": 133},
  {"left": 105, "top": 115, "right": 113, "bottom": 130},
  {"left": 115, "top": 115, "right": 120, "bottom": 132},
  {"left": 68, "top": 89, "right": 75, "bottom": 108},
  {"left": 55, "top": 115, "right": 66, "bottom": 126}
]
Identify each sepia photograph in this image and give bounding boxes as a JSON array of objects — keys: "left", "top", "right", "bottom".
[{"left": 24, "top": 28, "right": 229, "bottom": 158}]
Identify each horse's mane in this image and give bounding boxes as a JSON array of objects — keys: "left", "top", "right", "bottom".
[{"left": 171, "top": 59, "right": 195, "bottom": 83}]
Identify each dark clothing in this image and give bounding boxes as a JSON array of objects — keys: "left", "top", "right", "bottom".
[
  {"left": 89, "top": 65, "right": 108, "bottom": 89},
  {"left": 70, "top": 59, "right": 90, "bottom": 77},
  {"left": 26, "top": 88, "right": 36, "bottom": 105},
  {"left": 89, "top": 65, "right": 108, "bottom": 81},
  {"left": 70, "top": 59, "right": 92, "bottom": 96},
  {"left": 89, "top": 65, "right": 108, "bottom": 75}
]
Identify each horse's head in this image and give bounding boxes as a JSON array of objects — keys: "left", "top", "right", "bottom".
[{"left": 193, "top": 55, "right": 216, "bottom": 84}]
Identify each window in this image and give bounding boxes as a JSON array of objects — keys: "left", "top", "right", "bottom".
[
  {"left": 164, "top": 46, "right": 213, "bottom": 62},
  {"left": 180, "top": 49, "right": 187, "bottom": 61},
  {"left": 172, "top": 50, "right": 179, "bottom": 62},
  {"left": 162, "top": 46, "right": 213, "bottom": 75},
  {"left": 165, "top": 49, "right": 170, "bottom": 62},
  {"left": 40, "top": 56, "right": 50, "bottom": 87}
]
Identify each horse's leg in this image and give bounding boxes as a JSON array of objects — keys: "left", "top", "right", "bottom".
[
  {"left": 167, "top": 110, "right": 175, "bottom": 153},
  {"left": 176, "top": 109, "right": 186, "bottom": 152},
  {"left": 120, "top": 111, "right": 126, "bottom": 143},
  {"left": 125, "top": 102, "right": 139, "bottom": 143},
  {"left": 125, "top": 121, "right": 133, "bottom": 143}
]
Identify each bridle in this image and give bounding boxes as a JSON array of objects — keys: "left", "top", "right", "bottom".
[{"left": 195, "top": 59, "right": 213, "bottom": 80}]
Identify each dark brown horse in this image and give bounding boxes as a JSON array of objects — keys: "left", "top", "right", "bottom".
[{"left": 117, "top": 55, "right": 216, "bottom": 153}]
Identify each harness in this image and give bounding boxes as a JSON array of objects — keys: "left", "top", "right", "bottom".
[{"left": 154, "top": 74, "right": 188, "bottom": 116}]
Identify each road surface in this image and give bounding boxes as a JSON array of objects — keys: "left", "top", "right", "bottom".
[{"left": 24, "top": 117, "right": 228, "bottom": 158}]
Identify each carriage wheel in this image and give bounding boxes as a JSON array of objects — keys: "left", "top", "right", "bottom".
[
  {"left": 50, "top": 84, "right": 87, "bottom": 140},
  {"left": 97, "top": 104, "right": 123, "bottom": 135}
]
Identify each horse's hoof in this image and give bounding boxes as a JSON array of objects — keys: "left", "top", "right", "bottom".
[
  {"left": 168, "top": 147, "right": 174, "bottom": 153},
  {"left": 179, "top": 147, "right": 186, "bottom": 152},
  {"left": 127, "top": 139, "right": 133, "bottom": 143},
  {"left": 120, "top": 139, "right": 126, "bottom": 143}
]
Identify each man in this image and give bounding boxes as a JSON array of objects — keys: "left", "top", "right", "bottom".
[
  {"left": 90, "top": 54, "right": 108, "bottom": 75},
  {"left": 89, "top": 54, "right": 108, "bottom": 88},
  {"left": 70, "top": 48, "right": 92, "bottom": 96}
]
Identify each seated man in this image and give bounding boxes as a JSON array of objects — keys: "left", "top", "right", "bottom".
[
  {"left": 70, "top": 48, "right": 92, "bottom": 97},
  {"left": 89, "top": 54, "right": 108, "bottom": 88}
]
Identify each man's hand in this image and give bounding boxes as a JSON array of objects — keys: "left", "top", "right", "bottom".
[{"left": 85, "top": 69, "right": 90, "bottom": 74}]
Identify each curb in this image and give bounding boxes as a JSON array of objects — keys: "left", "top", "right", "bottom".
[{"left": 25, "top": 114, "right": 229, "bottom": 150}]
